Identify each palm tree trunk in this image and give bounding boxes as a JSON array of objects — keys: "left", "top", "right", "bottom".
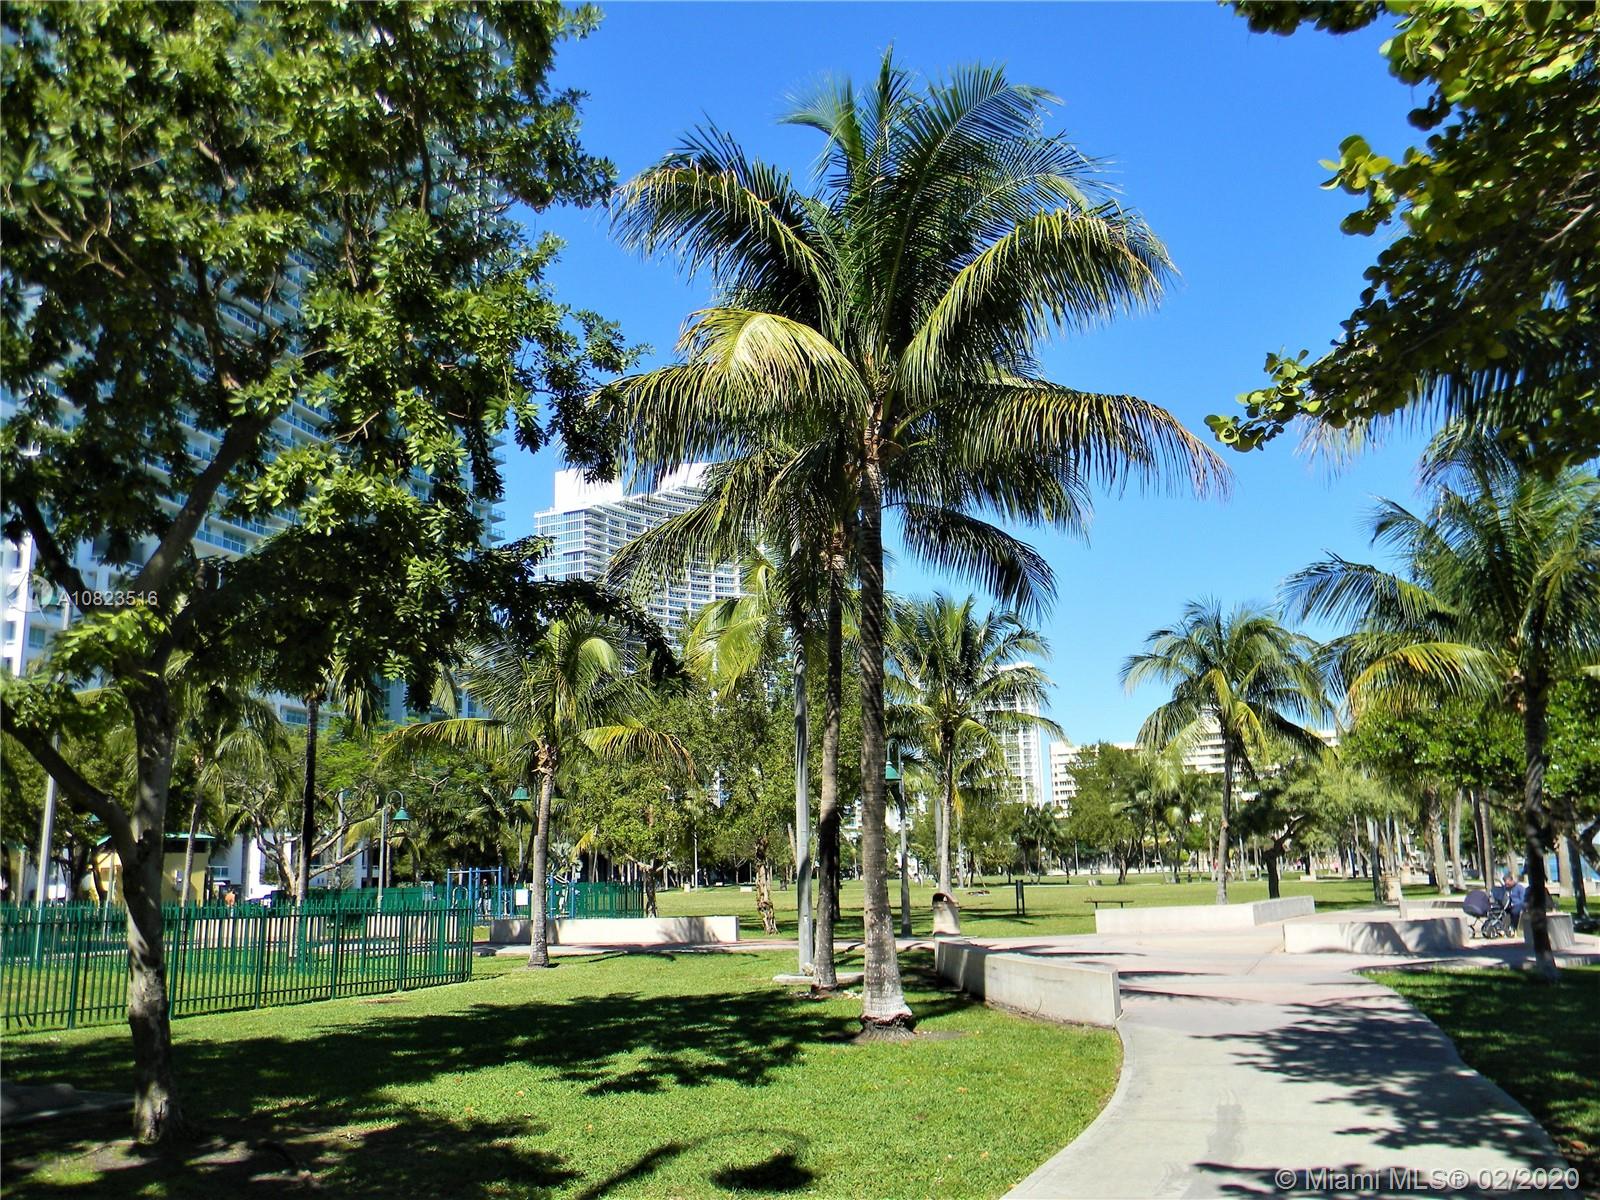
[
  {"left": 936, "top": 754, "right": 954, "bottom": 896},
  {"left": 1265, "top": 844, "right": 1281, "bottom": 899},
  {"left": 813, "top": 586, "right": 844, "bottom": 991},
  {"left": 792, "top": 625, "right": 813, "bottom": 971},
  {"left": 529, "top": 764, "right": 555, "bottom": 968},
  {"left": 1448, "top": 789, "right": 1464, "bottom": 890},
  {"left": 856, "top": 452, "right": 911, "bottom": 1032},
  {"left": 1473, "top": 791, "right": 1493, "bottom": 885},
  {"left": 296, "top": 692, "right": 322, "bottom": 904},
  {"left": 1216, "top": 739, "right": 1233, "bottom": 905},
  {"left": 1425, "top": 788, "right": 1451, "bottom": 895},
  {"left": 1519, "top": 686, "right": 1555, "bottom": 970},
  {"left": 179, "top": 790, "right": 202, "bottom": 908}
]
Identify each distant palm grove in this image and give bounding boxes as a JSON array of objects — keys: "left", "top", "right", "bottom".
[{"left": 2, "top": 0, "right": 1596, "bottom": 1156}]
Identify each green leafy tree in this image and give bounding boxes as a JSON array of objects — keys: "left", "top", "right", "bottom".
[
  {"left": 1123, "top": 601, "right": 1331, "bottom": 903},
  {"left": 0, "top": 1, "right": 624, "bottom": 1142},
  {"left": 1289, "top": 446, "right": 1600, "bottom": 962},
  {"left": 606, "top": 56, "right": 1225, "bottom": 1032},
  {"left": 1064, "top": 744, "right": 1145, "bottom": 882},
  {"left": 1212, "top": 2, "right": 1600, "bottom": 464}
]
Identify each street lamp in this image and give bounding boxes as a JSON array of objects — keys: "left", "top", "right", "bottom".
[
  {"left": 887, "top": 759, "right": 912, "bottom": 938},
  {"left": 377, "top": 790, "right": 409, "bottom": 911}
]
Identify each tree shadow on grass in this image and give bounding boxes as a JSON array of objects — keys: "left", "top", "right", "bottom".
[
  {"left": 4, "top": 959, "right": 973, "bottom": 1198},
  {"left": 3, "top": 1106, "right": 580, "bottom": 1199}
]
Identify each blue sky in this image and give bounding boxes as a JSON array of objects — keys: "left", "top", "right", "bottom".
[{"left": 503, "top": 1, "right": 1432, "bottom": 744}]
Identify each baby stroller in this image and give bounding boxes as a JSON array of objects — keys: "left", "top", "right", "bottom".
[{"left": 1462, "top": 888, "right": 1516, "bottom": 938}]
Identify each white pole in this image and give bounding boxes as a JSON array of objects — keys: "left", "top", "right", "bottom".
[{"left": 33, "top": 592, "right": 73, "bottom": 909}]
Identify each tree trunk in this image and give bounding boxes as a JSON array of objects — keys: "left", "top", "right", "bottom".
[
  {"left": 127, "top": 690, "right": 187, "bottom": 1144},
  {"left": 754, "top": 835, "right": 778, "bottom": 936},
  {"left": 1216, "top": 738, "right": 1233, "bottom": 904},
  {"left": 296, "top": 692, "right": 322, "bottom": 903},
  {"left": 855, "top": 453, "right": 911, "bottom": 1031},
  {"left": 528, "top": 763, "right": 555, "bottom": 968},
  {"left": 1519, "top": 686, "right": 1555, "bottom": 970},
  {"left": 1473, "top": 791, "right": 1493, "bottom": 885},
  {"left": 1425, "top": 788, "right": 1452, "bottom": 895},
  {"left": 937, "top": 754, "right": 954, "bottom": 896},
  {"left": 178, "top": 790, "right": 202, "bottom": 908},
  {"left": 1265, "top": 846, "right": 1281, "bottom": 899},
  {"left": 792, "top": 625, "right": 813, "bottom": 971},
  {"left": 813, "top": 585, "right": 844, "bottom": 991},
  {"left": 1564, "top": 834, "right": 1588, "bottom": 919}
]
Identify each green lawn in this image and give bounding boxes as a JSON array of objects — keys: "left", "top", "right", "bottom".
[
  {"left": 3, "top": 950, "right": 1120, "bottom": 1199},
  {"left": 1372, "top": 967, "right": 1600, "bottom": 1190},
  {"left": 653, "top": 874, "right": 1378, "bottom": 941}
]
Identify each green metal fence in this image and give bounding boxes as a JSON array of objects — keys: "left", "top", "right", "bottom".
[
  {"left": 546, "top": 880, "right": 645, "bottom": 920},
  {"left": 0, "top": 890, "right": 473, "bottom": 1034}
]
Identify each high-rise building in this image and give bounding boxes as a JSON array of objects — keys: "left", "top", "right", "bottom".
[
  {"left": 532, "top": 465, "right": 744, "bottom": 633},
  {"left": 992, "top": 688, "right": 1046, "bottom": 807},
  {"left": 1048, "top": 739, "right": 1079, "bottom": 811}
]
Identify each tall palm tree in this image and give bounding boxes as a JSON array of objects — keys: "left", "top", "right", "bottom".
[
  {"left": 1123, "top": 601, "right": 1330, "bottom": 903},
  {"left": 609, "top": 58, "right": 1224, "bottom": 1029},
  {"left": 1287, "top": 445, "right": 1600, "bottom": 964},
  {"left": 886, "top": 594, "right": 1062, "bottom": 899},
  {"left": 383, "top": 617, "right": 691, "bottom": 966}
]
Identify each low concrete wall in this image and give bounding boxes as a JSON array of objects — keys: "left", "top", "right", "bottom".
[
  {"left": 1093, "top": 895, "right": 1315, "bottom": 935},
  {"left": 1397, "top": 897, "right": 1463, "bottom": 918},
  {"left": 488, "top": 915, "right": 740, "bottom": 945},
  {"left": 1283, "top": 914, "right": 1465, "bottom": 955},
  {"left": 1526, "top": 913, "right": 1575, "bottom": 952},
  {"left": 935, "top": 941, "right": 1120, "bottom": 1027}
]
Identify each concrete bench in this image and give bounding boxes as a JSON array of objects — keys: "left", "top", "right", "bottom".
[
  {"left": 1093, "top": 896, "right": 1314, "bottom": 935},
  {"left": 488, "top": 915, "right": 740, "bottom": 946},
  {"left": 1526, "top": 912, "right": 1575, "bottom": 952},
  {"left": 1282, "top": 913, "right": 1465, "bottom": 955},
  {"left": 934, "top": 941, "right": 1120, "bottom": 1027}
]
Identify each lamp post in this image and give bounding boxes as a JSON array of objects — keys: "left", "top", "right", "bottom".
[
  {"left": 888, "top": 758, "right": 912, "bottom": 938},
  {"left": 377, "top": 790, "right": 409, "bottom": 911}
]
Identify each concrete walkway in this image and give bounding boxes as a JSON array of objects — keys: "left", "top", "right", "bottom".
[{"left": 993, "top": 927, "right": 1596, "bottom": 1200}]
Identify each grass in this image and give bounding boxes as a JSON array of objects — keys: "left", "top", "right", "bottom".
[
  {"left": 1372, "top": 967, "right": 1600, "bottom": 1190},
  {"left": 653, "top": 873, "right": 1379, "bottom": 941},
  {"left": 2, "top": 949, "right": 1120, "bottom": 1199}
]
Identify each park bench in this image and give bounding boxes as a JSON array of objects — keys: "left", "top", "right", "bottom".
[{"left": 1086, "top": 898, "right": 1130, "bottom": 910}]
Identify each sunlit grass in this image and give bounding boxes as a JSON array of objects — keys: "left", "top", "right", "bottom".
[{"left": 4, "top": 950, "right": 1119, "bottom": 1199}]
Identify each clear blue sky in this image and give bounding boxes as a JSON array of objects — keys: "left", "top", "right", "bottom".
[{"left": 502, "top": 1, "right": 1431, "bottom": 744}]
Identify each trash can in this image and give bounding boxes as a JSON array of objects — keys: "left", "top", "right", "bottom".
[{"left": 931, "top": 892, "right": 962, "bottom": 936}]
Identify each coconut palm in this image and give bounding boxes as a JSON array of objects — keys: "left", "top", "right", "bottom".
[
  {"left": 1286, "top": 444, "right": 1600, "bottom": 964},
  {"left": 609, "top": 57, "right": 1224, "bottom": 1029},
  {"left": 383, "top": 617, "right": 691, "bottom": 966},
  {"left": 1123, "top": 601, "right": 1331, "bottom": 904},
  {"left": 886, "top": 594, "right": 1062, "bottom": 900},
  {"left": 173, "top": 683, "right": 286, "bottom": 905}
]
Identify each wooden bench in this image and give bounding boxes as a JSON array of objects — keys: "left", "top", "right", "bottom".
[{"left": 1087, "top": 898, "right": 1130, "bottom": 910}]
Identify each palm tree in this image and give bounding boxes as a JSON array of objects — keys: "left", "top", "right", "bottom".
[
  {"left": 383, "top": 617, "right": 691, "bottom": 966},
  {"left": 173, "top": 683, "right": 286, "bottom": 906},
  {"left": 886, "top": 594, "right": 1062, "bottom": 900},
  {"left": 609, "top": 58, "right": 1225, "bottom": 1029},
  {"left": 1287, "top": 445, "right": 1600, "bottom": 964},
  {"left": 1123, "top": 601, "right": 1330, "bottom": 903}
]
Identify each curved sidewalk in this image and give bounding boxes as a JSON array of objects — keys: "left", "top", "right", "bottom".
[{"left": 990, "top": 927, "right": 1593, "bottom": 1199}]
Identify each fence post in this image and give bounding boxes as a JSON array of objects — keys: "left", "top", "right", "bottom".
[
  {"left": 253, "top": 907, "right": 270, "bottom": 1010},
  {"left": 397, "top": 908, "right": 410, "bottom": 992},
  {"left": 65, "top": 909, "right": 86, "bottom": 1030}
]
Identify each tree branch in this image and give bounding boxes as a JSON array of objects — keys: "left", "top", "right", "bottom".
[
  {"left": 0, "top": 712, "right": 135, "bottom": 860},
  {"left": 13, "top": 497, "right": 93, "bottom": 604},
  {"left": 132, "top": 409, "right": 276, "bottom": 594}
]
